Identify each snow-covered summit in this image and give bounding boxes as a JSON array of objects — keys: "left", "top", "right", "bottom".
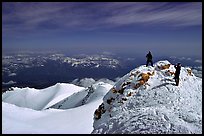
[{"left": 92, "top": 60, "right": 202, "bottom": 134}]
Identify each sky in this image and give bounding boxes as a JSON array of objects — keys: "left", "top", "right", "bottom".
[{"left": 2, "top": 2, "right": 202, "bottom": 57}]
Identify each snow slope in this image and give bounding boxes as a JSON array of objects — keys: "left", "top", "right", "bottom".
[
  {"left": 2, "top": 82, "right": 112, "bottom": 134},
  {"left": 92, "top": 60, "right": 202, "bottom": 134},
  {"left": 2, "top": 83, "right": 85, "bottom": 110}
]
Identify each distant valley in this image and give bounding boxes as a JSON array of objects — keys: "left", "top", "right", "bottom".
[{"left": 2, "top": 51, "right": 202, "bottom": 92}]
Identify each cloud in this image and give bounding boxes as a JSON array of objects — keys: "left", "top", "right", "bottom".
[
  {"left": 192, "top": 66, "right": 202, "bottom": 78},
  {"left": 2, "top": 2, "right": 202, "bottom": 36},
  {"left": 102, "top": 51, "right": 115, "bottom": 56},
  {"left": 171, "top": 56, "right": 199, "bottom": 62},
  {"left": 127, "top": 58, "right": 135, "bottom": 61},
  {"left": 178, "top": 57, "right": 186, "bottom": 60},
  {"left": 195, "top": 59, "right": 202, "bottom": 63},
  {"left": 2, "top": 80, "right": 17, "bottom": 85},
  {"left": 170, "top": 56, "right": 177, "bottom": 59},
  {"left": 8, "top": 73, "right": 17, "bottom": 76}
]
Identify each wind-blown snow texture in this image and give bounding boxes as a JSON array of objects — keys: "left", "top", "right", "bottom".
[
  {"left": 92, "top": 60, "right": 202, "bottom": 134},
  {"left": 2, "top": 60, "right": 202, "bottom": 134},
  {"left": 2, "top": 82, "right": 112, "bottom": 134},
  {"left": 2, "top": 83, "right": 85, "bottom": 110}
]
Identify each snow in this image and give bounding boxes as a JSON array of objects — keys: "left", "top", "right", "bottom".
[
  {"left": 2, "top": 60, "right": 202, "bottom": 134},
  {"left": 2, "top": 82, "right": 112, "bottom": 134},
  {"left": 2, "top": 83, "right": 85, "bottom": 110},
  {"left": 71, "top": 78, "right": 115, "bottom": 88},
  {"left": 92, "top": 60, "right": 202, "bottom": 134},
  {"left": 71, "top": 78, "right": 96, "bottom": 88}
]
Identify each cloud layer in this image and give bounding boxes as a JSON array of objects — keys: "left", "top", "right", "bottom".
[{"left": 3, "top": 2, "right": 202, "bottom": 35}]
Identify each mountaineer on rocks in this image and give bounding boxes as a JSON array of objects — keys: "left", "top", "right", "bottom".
[
  {"left": 146, "top": 51, "right": 153, "bottom": 67},
  {"left": 92, "top": 60, "right": 202, "bottom": 134}
]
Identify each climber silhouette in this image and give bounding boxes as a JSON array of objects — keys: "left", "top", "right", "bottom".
[
  {"left": 146, "top": 51, "right": 153, "bottom": 67},
  {"left": 174, "top": 63, "right": 181, "bottom": 86}
]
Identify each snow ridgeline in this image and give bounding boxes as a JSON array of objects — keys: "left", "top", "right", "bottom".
[
  {"left": 2, "top": 83, "right": 85, "bottom": 110},
  {"left": 2, "top": 82, "right": 113, "bottom": 134},
  {"left": 92, "top": 60, "right": 202, "bottom": 134}
]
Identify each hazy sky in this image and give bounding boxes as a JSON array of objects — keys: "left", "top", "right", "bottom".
[{"left": 2, "top": 2, "right": 202, "bottom": 57}]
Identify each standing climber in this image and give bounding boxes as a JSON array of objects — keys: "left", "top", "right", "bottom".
[
  {"left": 174, "top": 63, "right": 181, "bottom": 86},
  {"left": 146, "top": 51, "right": 153, "bottom": 67}
]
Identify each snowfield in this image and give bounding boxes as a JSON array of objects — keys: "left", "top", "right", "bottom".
[
  {"left": 2, "top": 83, "right": 85, "bottom": 110},
  {"left": 2, "top": 82, "right": 112, "bottom": 134},
  {"left": 2, "top": 60, "right": 202, "bottom": 134}
]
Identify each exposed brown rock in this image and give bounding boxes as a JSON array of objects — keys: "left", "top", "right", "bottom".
[
  {"left": 107, "top": 98, "right": 115, "bottom": 104},
  {"left": 158, "top": 64, "right": 170, "bottom": 70},
  {"left": 140, "top": 73, "right": 150, "bottom": 82},
  {"left": 111, "top": 88, "right": 118, "bottom": 93},
  {"left": 94, "top": 103, "right": 105, "bottom": 120},
  {"left": 94, "top": 109, "right": 101, "bottom": 119},
  {"left": 127, "top": 92, "right": 132, "bottom": 97},
  {"left": 187, "top": 69, "right": 192, "bottom": 76},
  {"left": 147, "top": 71, "right": 155, "bottom": 76},
  {"left": 165, "top": 70, "right": 175, "bottom": 76}
]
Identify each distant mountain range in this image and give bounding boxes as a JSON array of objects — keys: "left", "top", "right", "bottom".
[
  {"left": 2, "top": 53, "right": 123, "bottom": 91},
  {"left": 2, "top": 53, "right": 121, "bottom": 75},
  {"left": 2, "top": 52, "right": 202, "bottom": 92}
]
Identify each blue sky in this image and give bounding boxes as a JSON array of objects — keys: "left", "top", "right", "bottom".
[{"left": 2, "top": 2, "right": 202, "bottom": 57}]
